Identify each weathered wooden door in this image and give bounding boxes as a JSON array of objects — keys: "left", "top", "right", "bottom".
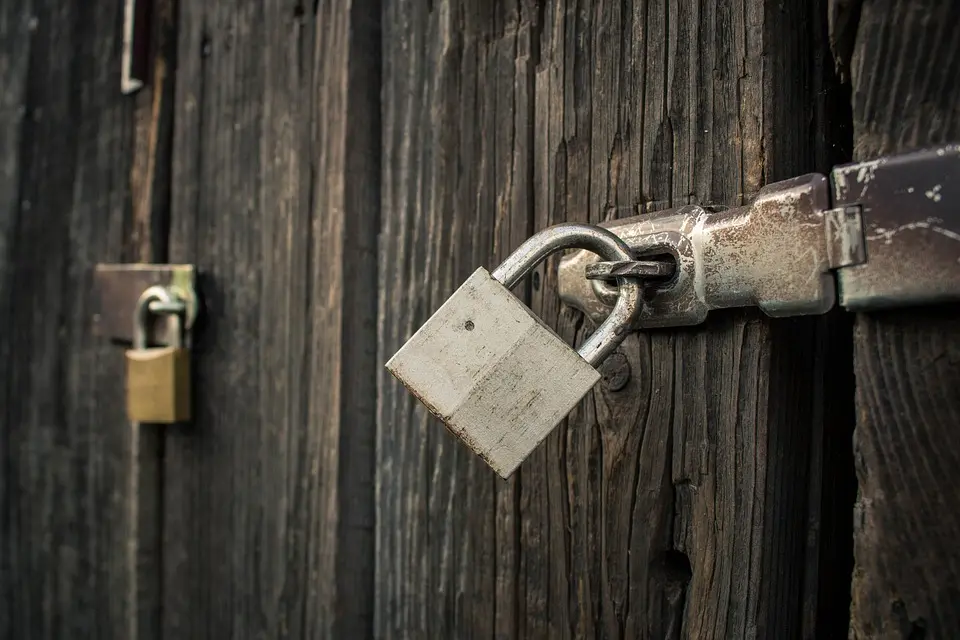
[{"left": 2, "top": 0, "right": 958, "bottom": 639}]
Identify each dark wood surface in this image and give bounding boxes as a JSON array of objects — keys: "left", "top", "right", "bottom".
[
  {"left": 846, "top": 1, "right": 960, "bottom": 637},
  {"left": 0, "top": 0, "right": 158, "bottom": 637},
  {"left": 13, "top": 0, "right": 959, "bottom": 637},
  {"left": 162, "top": 1, "right": 379, "bottom": 638},
  {"left": 376, "top": 1, "right": 850, "bottom": 637}
]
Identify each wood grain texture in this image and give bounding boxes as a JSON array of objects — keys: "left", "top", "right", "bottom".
[
  {"left": 0, "top": 0, "right": 155, "bottom": 638},
  {"left": 377, "top": 2, "right": 530, "bottom": 637},
  {"left": 847, "top": 1, "right": 960, "bottom": 637},
  {"left": 377, "top": 0, "right": 847, "bottom": 637},
  {"left": 163, "top": 1, "right": 379, "bottom": 638},
  {"left": 0, "top": 1, "right": 32, "bottom": 636},
  {"left": 127, "top": 4, "right": 179, "bottom": 639}
]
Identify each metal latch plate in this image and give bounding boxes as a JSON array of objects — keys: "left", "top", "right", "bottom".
[
  {"left": 93, "top": 264, "right": 198, "bottom": 345},
  {"left": 831, "top": 145, "right": 960, "bottom": 310}
]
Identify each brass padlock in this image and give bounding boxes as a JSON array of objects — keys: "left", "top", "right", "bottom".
[{"left": 125, "top": 286, "right": 191, "bottom": 423}]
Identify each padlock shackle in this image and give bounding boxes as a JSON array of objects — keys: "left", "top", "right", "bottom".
[
  {"left": 133, "top": 286, "right": 180, "bottom": 350},
  {"left": 491, "top": 223, "right": 642, "bottom": 368}
]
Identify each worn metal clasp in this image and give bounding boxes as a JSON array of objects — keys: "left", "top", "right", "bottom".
[
  {"left": 558, "top": 145, "right": 960, "bottom": 327},
  {"left": 559, "top": 174, "right": 853, "bottom": 327}
]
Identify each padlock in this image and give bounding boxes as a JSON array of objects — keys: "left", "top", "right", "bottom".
[
  {"left": 386, "top": 223, "right": 643, "bottom": 478},
  {"left": 125, "top": 285, "right": 191, "bottom": 423}
]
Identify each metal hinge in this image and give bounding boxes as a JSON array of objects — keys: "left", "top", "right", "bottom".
[{"left": 558, "top": 145, "right": 960, "bottom": 327}]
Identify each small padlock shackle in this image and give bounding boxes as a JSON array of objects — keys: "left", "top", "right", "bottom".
[
  {"left": 133, "top": 285, "right": 180, "bottom": 350},
  {"left": 491, "top": 223, "right": 641, "bottom": 368}
]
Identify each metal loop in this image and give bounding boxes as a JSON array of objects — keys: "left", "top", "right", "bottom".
[
  {"left": 148, "top": 299, "right": 187, "bottom": 315},
  {"left": 133, "top": 286, "right": 182, "bottom": 350},
  {"left": 490, "top": 223, "right": 642, "bottom": 368},
  {"left": 585, "top": 260, "right": 676, "bottom": 281}
]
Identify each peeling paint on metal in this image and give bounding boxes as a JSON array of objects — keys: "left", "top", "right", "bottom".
[
  {"left": 834, "top": 146, "right": 960, "bottom": 310},
  {"left": 925, "top": 184, "right": 943, "bottom": 202},
  {"left": 865, "top": 218, "right": 960, "bottom": 245}
]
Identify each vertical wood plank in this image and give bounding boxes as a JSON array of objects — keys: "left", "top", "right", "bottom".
[
  {"left": 127, "top": 3, "right": 178, "bottom": 639},
  {"left": 164, "top": 0, "right": 379, "bottom": 637},
  {"left": 846, "top": 1, "right": 960, "bottom": 637},
  {"left": 0, "top": 0, "right": 159, "bottom": 638},
  {"left": 377, "top": 0, "right": 535, "bottom": 637},
  {"left": 0, "top": 1, "right": 33, "bottom": 635},
  {"left": 377, "top": 0, "right": 849, "bottom": 637}
]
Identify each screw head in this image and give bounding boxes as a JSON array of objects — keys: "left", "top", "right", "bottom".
[{"left": 600, "top": 351, "right": 631, "bottom": 392}]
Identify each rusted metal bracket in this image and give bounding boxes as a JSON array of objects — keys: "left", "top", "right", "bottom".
[
  {"left": 558, "top": 144, "right": 960, "bottom": 327},
  {"left": 93, "top": 264, "right": 198, "bottom": 345}
]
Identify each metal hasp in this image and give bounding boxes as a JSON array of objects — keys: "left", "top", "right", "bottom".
[
  {"left": 558, "top": 144, "right": 960, "bottom": 327},
  {"left": 558, "top": 173, "right": 843, "bottom": 326},
  {"left": 93, "top": 264, "right": 199, "bottom": 345}
]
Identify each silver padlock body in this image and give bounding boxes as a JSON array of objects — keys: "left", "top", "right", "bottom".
[{"left": 386, "top": 267, "right": 600, "bottom": 478}]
